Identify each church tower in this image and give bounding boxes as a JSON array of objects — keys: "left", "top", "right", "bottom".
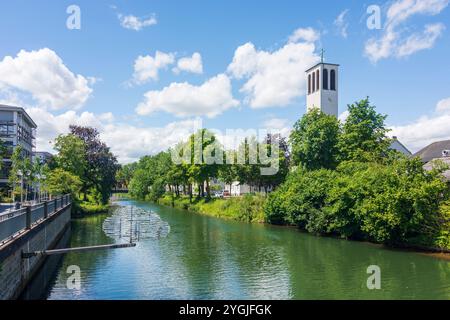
[{"left": 305, "top": 58, "right": 339, "bottom": 117}]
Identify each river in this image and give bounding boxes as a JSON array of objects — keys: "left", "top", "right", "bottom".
[{"left": 20, "top": 199, "right": 450, "bottom": 300}]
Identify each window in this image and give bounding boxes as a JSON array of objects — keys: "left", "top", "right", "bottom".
[
  {"left": 323, "top": 69, "right": 328, "bottom": 90},
  {"left": 308, "top": 74, "right": 311, "bottom": 94},
  {"left": 330, "top": 70, "right": 336, "bottom": 91},
  {"left": 316, "top": 70, "right": 320, "bottom": 91},
  {"left": 312, "top": 72, "right": 315, "bottom": 92}
]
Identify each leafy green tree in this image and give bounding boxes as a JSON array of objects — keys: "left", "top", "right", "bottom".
[
  {"left": 43, "top": 168, "right": 82, "bottom": 197},
  {"left": 8, "top": 145, "right": 32, "bottom": 202},
  {"left": 219, "top": 150, "right": 237, "bottom": 194},
  {"left": 129, "top": 167, "right": 152, "bottom": 199},
  {"left": 327, "top": 158, "right": 448, "bottom": 244},
  {"left": 53, "top": 134, "right": 87, "bottom": 178},
  {"left": 264, "top": 168, "right": 338, "bottom": 230},
  {"left": 128, "top": 151, "right": 173, "bottom": 200},
  {"left": 338, "top": 98, "right": 391, "bottom": 162},
  {"left": 290, "top": 108, "right": 341, "bottom": 170},
  {"left": 30, "top": 160, "right": 48, "bottom": 202},
  {"left": 186, "top": 129, "right": 221, "bottom": 198},
  {"left": 116, "top": 163, "right": 137, "bottom": 189},
  {"left": 260, "top": 134, "right": 290, "bottom": 192},
  {"left": 265, "top": 156, "right": 449, "bottom": 246},
  {"left": 69, "top": 126, "right": 119, "bottom": 204},
  {"left": 234, "top": 136, "right": 262, "bottom": 191}
]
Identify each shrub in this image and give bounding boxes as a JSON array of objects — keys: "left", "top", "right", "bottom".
[
  {"left": 264, "top": 168, "right": 338, "bottom": 232},
  {"left": 264, "top": 157, "right": 450, "bottom": 248}
]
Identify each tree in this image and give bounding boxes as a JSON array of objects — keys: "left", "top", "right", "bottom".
[
  {"left": 129, "top": 167, "right": 152, "bottom": 199},
  {"left": 290, "top": 108, "right": 341, "bottom": 170},
  {"left": 43, "top": 168, "right": 82, "bottom": 197},
  {"left": 30, "top": 160, "right": 48, "bottom": 202},
  {"left": 53, "top": 134, "right": 87, "bottom": 178},
  {"left": 69, "top": 126, "right": 119, "bottom": 204},
  {"left": 338, "top": 98, "right": 391, "bottom": 162},
  {"left": 234, "top": 136, "right": 261, "bottom": 192},
  {"left": 128, "top": 151, "right": 174, "bottom": 200},
  {"left": 260, "top": 133, "right": 290, "bottom": 192},
  {"left": 116, "top": 163, "right": 137, "bottom": 189},
  {"left": 219, "top": 150, "right": 237, "bottom": 194},
  {"left": 8, "top": 145, "right": 32, "bottom": 202},
  {"left": 264, "top": 168, "right": 338, "bottom": 230},
  {"left": 186, "top": 129, "right": 221, "bottom": 198}
]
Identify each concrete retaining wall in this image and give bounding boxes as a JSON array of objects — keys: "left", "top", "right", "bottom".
[{"left": 0, "top": 204, "right": 71, "bottom": 300}]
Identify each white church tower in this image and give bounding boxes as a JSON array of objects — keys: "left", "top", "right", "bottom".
[{"left": 305, "top": 54, "right": 339, "bottom": 117}]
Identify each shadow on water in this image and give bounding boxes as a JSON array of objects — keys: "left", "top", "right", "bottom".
[{"left": 19, "top": 225, "right": 72, "bottom": 300}]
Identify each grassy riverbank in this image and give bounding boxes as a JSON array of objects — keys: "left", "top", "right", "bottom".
[
  {"left": 72, "top": 199, "right": 110, "bottom": 216},
  {"left": 158, "top": 194, "right": 266, "bottom": 223},
  {"left": 154, "top": 192, "right": 450, "bottom": 252}
]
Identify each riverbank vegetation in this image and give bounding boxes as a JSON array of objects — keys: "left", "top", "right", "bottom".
[
  {"left": 0, "top": 126, "right": 118, "bottom": 215},
  {"left": 159, "top": 194, "right": 265, "bottom": 223},
  {"left": 266, "top": 99, "right": 450, "bottom": 250},
  {"left": 43, "top": 126, "right": 119, "bottom": 214},
  {"left": 124, "top": 98, "right": 450, "bottom": 251}
]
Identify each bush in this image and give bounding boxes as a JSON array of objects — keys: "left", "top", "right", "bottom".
[
  {"left": 75, "top": 201, "right": 109, "bottom": 215},
  {"left": 159, "top": 194, "right": 266, "bottom": 223},
  {"left": 264, "top": 157, "right": 450, "bottom": 248},
  {"left": 265, "top": 168, "right": 338, "bottom": 233}
]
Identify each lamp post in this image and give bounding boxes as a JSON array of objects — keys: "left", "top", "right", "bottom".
[{"left": 17, "top": 169, "right": 23, "bottom": 204}]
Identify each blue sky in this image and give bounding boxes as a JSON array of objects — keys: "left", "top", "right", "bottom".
[{"left": 0, "top": 0, "right": 449, "bottom": 163}]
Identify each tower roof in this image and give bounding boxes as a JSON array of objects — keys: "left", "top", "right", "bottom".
[{"left": 305, "top": 62, "right": 339, "bottom": 73}]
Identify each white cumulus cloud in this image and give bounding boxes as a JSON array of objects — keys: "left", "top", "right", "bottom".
[
  {"left": 261, "top": 117, "right": 291, "bottom": 138},
  {"left": 0, "top": 48, "right": 93, "bottom": 110},
  {"left": 132, "top": 51, "right": 175, "bottom": 84},
  {"left": 136, "top": 74, "right": 239, "bottom": 118},
  {"left": 26, "top": 106, "right": 202, "bottom": 164},
  {"left": 118, "top": 14, "right": 157, "bottom": 31},
  {"left": 365, "top": 0, "right": 449, "bottom": 62},
  {"left": 436, "top": 97, "right": 450, "bottom": 113},
  {"left": 288, "top": 27, "right": 320, "bottom": 43},
  {"left": 26, "top": 107, "right": 113, "bottom": 154},
  {"left": 227, "top": 29, "right": 320, "bottom": 108},
  {"left": 334, "top": 9, "right": 350, "bottom": 38},
  {"left": 173, "top": 52, "right": 203, "bottom": 74},
  {"left": 390, "top": 97, "right": 450, "bottom": 152},
  {"left": 101, "top": 119, "right": 202, "bottom": 163},
  {"left": 338, "top": 110, "right": 350, "bottom": 123},
  {"left": 396, "top": 23, "right": 445, "bottom": 57}
]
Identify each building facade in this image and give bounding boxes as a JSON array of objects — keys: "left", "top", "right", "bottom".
[
  {"left": 0, "top": 105, "right": 37, "bottom": 189},
  {"left": 32, "top": 151, "right": 53, "bottom": 164}
]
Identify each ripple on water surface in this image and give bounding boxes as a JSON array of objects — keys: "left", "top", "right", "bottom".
[{"left": 40, "top": 201, "right": 450, "bottom": 300}]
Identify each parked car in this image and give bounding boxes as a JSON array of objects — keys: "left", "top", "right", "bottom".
[{"left": 212, "top": 191, "right": 224, "bottom": 198}]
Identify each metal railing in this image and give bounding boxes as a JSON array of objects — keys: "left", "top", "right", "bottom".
[{"left": 0, "top": 194, "right": 71, "bottom": 245}]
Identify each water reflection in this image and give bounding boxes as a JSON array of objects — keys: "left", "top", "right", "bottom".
[{"left": 25, "top": 200, "right": 450, "bottom": 300}]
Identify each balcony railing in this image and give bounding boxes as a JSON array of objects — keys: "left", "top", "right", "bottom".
[{"left": 0, "top": 194, "right": 71, "bottom": 245}]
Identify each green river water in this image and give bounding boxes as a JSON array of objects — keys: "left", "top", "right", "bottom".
[{"left": 21, "top": 199, "right": 450, "bottom": 300}]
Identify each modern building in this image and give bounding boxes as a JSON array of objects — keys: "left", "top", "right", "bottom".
[
  {"left": 305, "top": 60, "right": 339, "bottom": 117},
  {"left": 414, "top": 140, "right": 450, "bottom": 181},
  {"left": 0, "top": 105, "right": 37, "bottom": 188},
  {"left": 33, "top": 151, "right": 53, "bottom": 164}
]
